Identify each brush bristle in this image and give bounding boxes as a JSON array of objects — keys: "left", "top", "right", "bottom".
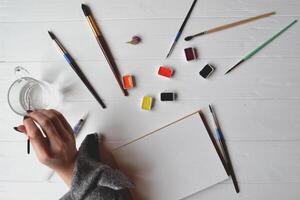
[
  {"left": 81, "top": 4, "right": 91, "bottom": 16},
  {"left": 225, "top": 59, "right": 245, "bottom": 75},
  {"left": 48, "top": 31, "right": 56, "bottom": 39},
  {"left": 209, "top": 105, "right": 213, "bottom": 113},
  {"left": 185, "top": 36, "right": 193, "bottom": 41}
]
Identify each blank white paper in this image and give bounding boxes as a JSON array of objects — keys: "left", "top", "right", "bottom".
[{"left": 112, "top": 112, "right": 228, "bottom": 200}]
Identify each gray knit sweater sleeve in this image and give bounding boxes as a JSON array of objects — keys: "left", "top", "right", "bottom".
[{"left": 60, "top": 134, "right": 133, "bottom": 200}]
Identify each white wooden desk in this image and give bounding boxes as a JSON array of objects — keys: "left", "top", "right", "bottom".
[{"left": 1, "top": 0, "right": 300, "bottom": 199}]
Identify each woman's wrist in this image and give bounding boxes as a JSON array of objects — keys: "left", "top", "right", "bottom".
[
  {"left": 54, "top": 150, "right": 77, "bottom": 187},
  {"left": 55, "top": 159, "right": 76, "bottom": 187}
]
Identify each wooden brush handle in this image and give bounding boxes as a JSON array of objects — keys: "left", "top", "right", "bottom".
[
  {"left": 208, "top": 12, "right": 276, "bottom": 34},
  {"left": 96, "top": 36, "right": 128, "bottom": 96},
  {"left": 86, "top": 16, "right": 128, "bottom": 96}
]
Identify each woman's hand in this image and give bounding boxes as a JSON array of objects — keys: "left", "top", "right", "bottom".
[{"left": 16, "top": 109, "right": 77, "bottom": 187}]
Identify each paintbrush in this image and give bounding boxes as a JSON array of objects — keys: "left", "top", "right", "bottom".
[
  {"left": 185, "top": 12, "right": 276, "bottom": 41},
  {"left": 209, "top": 104, "right": 239, "bottom": 193},
  {"left": 27, "top": 95, "right": 31, "bottom": 154},
  {"left": 48, "top": 31, "right": 106, "bottom": 108},
  {"left": 81, "top": 4, "right": 128, "bottom": 96},
  {"left": 225, "top": 19, "right": 298, "bottom": 75},
  {"left": 166, "top": 0, "right": 198, "bottom": 58}
]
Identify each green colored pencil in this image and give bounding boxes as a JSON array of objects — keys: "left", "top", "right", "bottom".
[{"left": 225, "top": 19, "right": 298, "bottom": 75}]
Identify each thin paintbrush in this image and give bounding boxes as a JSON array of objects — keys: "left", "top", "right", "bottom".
[
  {"left": 209, "top": 104, "right": 239, "bottom": 193},
  {"left": 27, "top": 96, "right": 31, "bottom": 154},
  {"left": 81, "top": 4, "right": 128, "bottom": 96},
  {"left": 166, "top": 0, "right": 198, "bottom": 58},
  {"left": 185, "top": 12, "right": 276, "bottom": 41},
  {"left": 225, "top": 19, "right": 298, "bottom": 75},
  {"left": 48, "top": 31, "right": 106, "bottom": 109}
]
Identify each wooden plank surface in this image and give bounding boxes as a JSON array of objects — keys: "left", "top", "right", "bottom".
[
  {"left": 2, "top": 0, "right": 300, "bottom": 22},
  {"left": 1, "top": 17, "right": 300, "bottom": 61},
  {"left": 1, "top": 0, "right": 300, "bottom": 199},
  {"left": 1, "top": 140, "right": 300, "bottom": 183}
]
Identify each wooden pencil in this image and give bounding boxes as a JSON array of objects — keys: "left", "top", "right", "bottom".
[
  {"left": 81, "top": 4, "right": 128, "bottom": 96},
  {"left": 185, "top": 12, "right": 276, "bottom": 41}
]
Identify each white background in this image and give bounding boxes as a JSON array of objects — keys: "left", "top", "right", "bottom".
[{"left": 0, "top": 0, "right": 300, "bottom": 199}]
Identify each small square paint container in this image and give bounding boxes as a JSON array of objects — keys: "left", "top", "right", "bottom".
[
  {"left": 141, "top": 96, "right": 153, "bottom": 110},
  {"left": 199, "top": 64, "right": 215, "bottom": 78},
  {"left": 158, "top": 66, "right": 173, "bottom": 78},
  {"left": 184, "top": 47, "right": 197, "bottom": 61},
  {"left": 160, "top": 92, "right": 176, "bottom": 101},
  {"left": 122, "top": 75, "right": 134, "bottom": 89}
]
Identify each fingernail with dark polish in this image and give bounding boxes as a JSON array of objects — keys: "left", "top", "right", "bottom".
[
  {"left": 13, "top": 127, "right": 21, "bottom": 132},
  {"left": 27, "top": 110, "right": 33, "bottom": 113},
  {"left": 23, "top": 115, "right": 29, "bottom": 120}
]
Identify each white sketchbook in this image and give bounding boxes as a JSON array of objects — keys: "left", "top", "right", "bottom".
[{"left": 112, "top": 112, "right": 228, "bottom": 200}]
